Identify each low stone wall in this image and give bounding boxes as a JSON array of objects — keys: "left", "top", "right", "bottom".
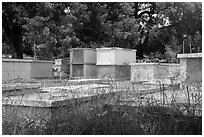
[
  {"left": 2, "top": 59, "right": 53, "bottom": 81},
  {"left": 131, "top": 63, "right": 180, "bottom": 83}
]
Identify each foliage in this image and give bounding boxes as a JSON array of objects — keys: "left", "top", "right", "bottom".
[
  {"left": 23, "top": 3, "right": 79, "bottom": 59},
  {"left": 156, "top": 2, "right": 202, "bottom": 55},
  {"left": 2, "top": 2, "right": 27, "bottom": 58},
  {"left": 2, "top": 2, "right": 202, "bottom": 60}
]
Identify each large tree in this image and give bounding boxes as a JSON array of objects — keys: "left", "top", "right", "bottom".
[
  {"left": 2, "top": 2, "right": 202, "bottom": 61},
  {"left": 155, "top": 2, "right": 202, "bottom": 61},
  {"left": 2, "top": 3, "right": 28, "bottom": 58},
  {"left": 23, "top": 2, "right": 78, "bottom": 60},
  {"left": 3, "top": 2, "right": 78, "bottom": 59}
]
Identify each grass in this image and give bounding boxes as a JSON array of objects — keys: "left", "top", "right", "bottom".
[{"left": 2, "top": 78, "right": 202, "bottom": 135}]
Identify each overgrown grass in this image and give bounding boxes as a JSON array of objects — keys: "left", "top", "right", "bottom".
[{"left": 2, "top": 78, "right": 202, "bottom": 135}]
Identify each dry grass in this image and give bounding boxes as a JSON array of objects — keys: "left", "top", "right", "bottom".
[{"left": 2, "top": 78, "right": 202, "bottom": 135}]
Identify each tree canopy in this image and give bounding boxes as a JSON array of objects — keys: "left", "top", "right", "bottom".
[{"left": 2, "top": 2, "right": 202, "bottom": 61}]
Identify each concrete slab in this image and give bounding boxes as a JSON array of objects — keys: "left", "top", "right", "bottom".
[
  {"left": 2, "top": 82, "right": 117, "bottom": 125},
  {"left": 2, "top": 82, "right": 42, "bottom": 91},
  {"left": 177, "top": 53, "right": 202, "bottom": 58},
  {"left": 3, "top": 80, "right": 168, "bottom": 111},
  {"left": 2, "top": 83, "right": 112, "bottom": 107}
]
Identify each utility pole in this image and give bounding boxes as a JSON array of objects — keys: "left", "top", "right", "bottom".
[
  {"left": 34, "top": 42, "right": 37, "bottom": 60},
  {"left": 183, "top": 34, "right": 187, "bottom": 54},
  {"left": 183, "top": 41, "right": 185, "bottom": 54}
]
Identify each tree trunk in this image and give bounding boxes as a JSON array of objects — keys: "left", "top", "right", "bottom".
[
  {"left": 4, "top": 25, "right": 23, "bottom": 59},
  {"left": 12, "top": 26, "right": 23, "bottom": 59}
]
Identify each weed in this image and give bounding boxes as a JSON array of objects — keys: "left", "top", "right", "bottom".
[{"left": 2, "top": 78, "right": 202, "bottom": 135}]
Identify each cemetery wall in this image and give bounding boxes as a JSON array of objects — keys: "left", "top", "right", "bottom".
[{"left": 131, "top": 63, "right": 180, "bottom": 83}]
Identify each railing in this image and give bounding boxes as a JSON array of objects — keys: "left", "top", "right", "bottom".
[{"left": 182, "top": 41, "right": 202, "bottom": 54}]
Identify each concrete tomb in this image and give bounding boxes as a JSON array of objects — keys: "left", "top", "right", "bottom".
[
  {"left": 2, "top": 82, "right": 114, "bottom": 126},
  {"left": 96, "top": 47, "right": 136, "bottom": 80},
  {"left": 177, "top": 53, "right": 202, "bottom": 84},
  {"left": 53, "top": 58, "right": 70, "bottom": 78},
  {"left": 2, "top": 59, "right": 53, "bottom": 81},
  {"left": 69, "top": 48, "right": 97, "bottom": 79}
]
